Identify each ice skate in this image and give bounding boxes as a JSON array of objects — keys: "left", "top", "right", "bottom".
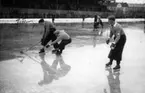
[
  {"left": 113, "top": 65, "right": 120, "bottom": 71},
  {"left": 105, "top": 62, "right": 112, "bottom": 68},
  {"left": 52, "top": 49, "right": 59, "bottom": 54},
  {"left": 55, "top": 50, "right": 62, "bottom": 56}
]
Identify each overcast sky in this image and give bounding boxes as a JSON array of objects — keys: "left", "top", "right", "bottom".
[{"left": 116, "top": 0, "right": 145, "bottom": 4}]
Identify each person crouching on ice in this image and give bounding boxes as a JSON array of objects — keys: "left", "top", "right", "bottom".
[
  {"left": 106, "top": 15, "right": 126, "bottom": 70},
  {"left": 46, "top": 30, "right": 72, "bottom": 55}
]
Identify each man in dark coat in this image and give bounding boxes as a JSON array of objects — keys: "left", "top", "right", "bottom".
[{"left": 106, "top": 15, "right": 126, "bottom": 70}]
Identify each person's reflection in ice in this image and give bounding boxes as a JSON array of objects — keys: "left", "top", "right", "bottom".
[
  {"left": 92, "top": 32, "right": 98, "bottom": 47},
  {"left": 105, "top": 68, "right": 121, "bottom": 93},
  {"left": 38, "top": 53, "right": 58, "bottom": 86},
  {"left": 93, "top": 35, "right": 97, "bottom": 47},
  {"left": 38, "top": 53, "right": 71, "bottom": 86},
  {"left": 52, "top": 54, "right": 71, "bottom": 77}
]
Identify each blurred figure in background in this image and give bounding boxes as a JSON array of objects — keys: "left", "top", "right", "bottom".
[
  {"left": 82, "top": 15, "right": 85, "bottom": 28},
  {"left": 52, "top": 14, "right": 55, "bottom": 24},
  {"left": 93, "top": 15, "right": 104, "bottom": 35}
]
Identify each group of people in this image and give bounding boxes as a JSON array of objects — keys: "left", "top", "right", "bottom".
[
  {"left": 38, "top": 18, "right": 72, "bottom": 55},
  {"left": 38, "top": 15, "right": 126, "bottom": 70}
]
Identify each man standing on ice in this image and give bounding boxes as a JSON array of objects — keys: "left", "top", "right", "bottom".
[
  {"left": 38, "top": 18, "right": 57, "bottom": 53},
  {"left": 106, "top": 15, "right": 126, "bottom": 70}
]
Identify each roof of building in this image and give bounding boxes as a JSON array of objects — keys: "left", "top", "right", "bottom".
[
  {"left": 128, "top": 3, "right": 145, "bottom": 7},
  {"left": 108, "top": 3, "right": 129, "bottom": 7}
]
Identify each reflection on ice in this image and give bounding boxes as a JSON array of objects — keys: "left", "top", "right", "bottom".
[
  {"left": 105, "top": 68, "right": 121, "bottom": 93},
  {"left": 38, "top": 53, "right": 71, "bottom": 86}
]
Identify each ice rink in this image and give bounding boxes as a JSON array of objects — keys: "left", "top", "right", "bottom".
[{"left": 0, "top": 19, "right": 145, "bottom": 93}]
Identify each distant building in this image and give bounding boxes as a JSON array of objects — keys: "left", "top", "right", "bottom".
[
  {"left": 107, "top": 2, "right": 145, "bottom": 18},
  {"left": 107, "top": 2, "right": 128, "bottom": 11},
  {"left": 107, "top": 3, "right": 145, "bottom": 12},
  {"left": 128, "top": 3, "right": 145, "bottom": 7},
  {"left": 128, "top": 3, "right": 145, "bottom": 11},
  {"left": 127, "top": 3, "right": 145, "bottom": 18}
]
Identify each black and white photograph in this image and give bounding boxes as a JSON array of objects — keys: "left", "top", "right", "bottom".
[{"left": 0, "top": 0, "right": 145, "bottom": 93}]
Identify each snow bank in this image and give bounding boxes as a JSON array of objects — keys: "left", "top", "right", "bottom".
[{"left": 0, "top": 18, "right": 144, "bottom": 24}]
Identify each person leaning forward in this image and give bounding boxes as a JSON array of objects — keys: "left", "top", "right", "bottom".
[
  {"left": 106, "top": 15, "right": 127, "bottom": 70},
  {"left": 38, "top": 18, "right": 57, "bottom": 53},
  {"left": 46, "top": 30, "right": 72, "bottom": 55}
]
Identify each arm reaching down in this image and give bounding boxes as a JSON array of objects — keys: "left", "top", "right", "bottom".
[
  {"left": 51, "top": 36, "right": 62, "bottom": 45},
  {"left": 106, "top": 29, "right": 113, "bottom": 44}
]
